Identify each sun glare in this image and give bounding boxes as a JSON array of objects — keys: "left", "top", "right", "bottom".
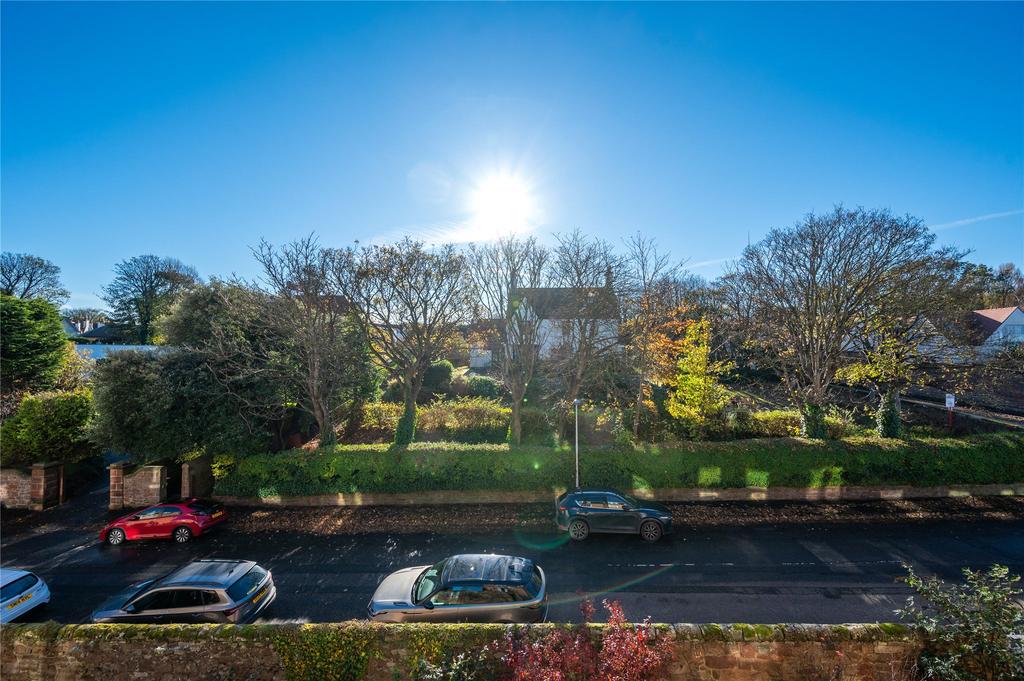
[{"left": 468, "top": 171, "right": 539, "bottom": 239}]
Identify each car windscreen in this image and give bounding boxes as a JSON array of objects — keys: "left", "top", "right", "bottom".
[
  {"left": 413, "top": 560, "right": 446, "bottom": 603},
  {"left": 0, "top": 575, "right": 38, "bottom": 601},
  {"left": 226, "top": 565, "right": 268, "bottom": 602},
  {"left": 186, "top": 501, "right": 222, "bottom": 515}
]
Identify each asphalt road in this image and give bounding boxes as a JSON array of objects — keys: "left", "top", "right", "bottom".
[{"left": 4, "top": 491, "right": 1023, "bottom": 624}]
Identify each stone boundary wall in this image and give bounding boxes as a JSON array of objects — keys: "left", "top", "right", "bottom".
[
  {"left": 0, "top": 622, "right": 924, "bottom": 681},
  {"left": 109, "top": 464, "right": 167, "bottom": 510},
  {"left": 0, "top": 468, "right": 32, "bottom": 508},
  {"left": 215, "top": 481, "right": 1024, "bottom": 507},
  {"left": 1, "top": 464, "right": 64, "bottom": 510}
]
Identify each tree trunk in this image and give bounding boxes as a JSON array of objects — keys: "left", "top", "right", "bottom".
[
  {"left": 314, "top": 398, "right": 336, "bottom": 448},
  {"left": 632, "top": 377, "right": 645, "bottom": 439},
  {"left": 800, "top": 402, "right": 827, "bottom": 439},
  {"left": 394, "top": 371, "right": 421, "bottom": 447},
  {"left": 510, "top": 396, "right": 523, "bottom": 446},
  {"left": 875, "top": 388, "right": 902, "bottom": 439}
]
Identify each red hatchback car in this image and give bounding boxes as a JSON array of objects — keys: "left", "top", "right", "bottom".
[{"left": 100, "top": 499, "right": 226, "bottom": 546}]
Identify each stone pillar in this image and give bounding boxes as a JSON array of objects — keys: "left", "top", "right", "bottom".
[
  {"left": 30, "top": 463, "right": 63, "bottom": 510},
  {"left": 181, "top": 458, "right": 213, "bottom": 499},
  {"left": 109, "top": 463, "right": 125, "bottom": 510},
  {"left": 181, "top": 462, "right": 191, "bottom": 499}
]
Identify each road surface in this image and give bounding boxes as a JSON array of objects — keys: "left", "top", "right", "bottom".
[{"left": 3, "top": 490, "right": 1022, "bottom": 624}]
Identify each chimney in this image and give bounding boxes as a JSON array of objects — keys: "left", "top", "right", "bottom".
[{"left": 604, "top": 265, "right": 613, "bottom": 289}]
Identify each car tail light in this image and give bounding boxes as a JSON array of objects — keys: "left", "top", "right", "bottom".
[{"left": 558, "top": 506, "right": 567, "bottom": 512}]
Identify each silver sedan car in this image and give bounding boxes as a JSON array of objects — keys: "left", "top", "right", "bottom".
[{"left": 368, "top": 554, "right": 547, "bottom": 623}]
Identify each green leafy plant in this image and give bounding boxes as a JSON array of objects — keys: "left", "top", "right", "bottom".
[
  {"left": 0, "top": 388, "right": 95, "bottom": 466},
  {"left": 465, "top": 373, "right": 503, "bottom": 399},
  {"left": 898, "top": 563, "right": 1024, "bottom": 681},
  {"left": 0, "top": 294, "right": 67, "bottom": 394},
  {"left": 667, "top": 318, "right": 734, "bottom": 438}
]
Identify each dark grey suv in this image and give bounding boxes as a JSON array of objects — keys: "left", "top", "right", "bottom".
[
  {"left": 368, "top": 554, "right": 547, "bottom": 623},
  {"left": 556, "top": 488, "right": 673, "bottom": 542},
  {"left": 91, "top": 559, "right": 276, "bottom": 624}
]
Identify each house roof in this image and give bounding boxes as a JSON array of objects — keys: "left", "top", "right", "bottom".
[
  {"left": 78, "top": 324, "right": 122, "bottom": 341},
  {"left": 513, "top": 287, "right": 619, "bottom": 320},
  {"left": 971, "top": 306, "right": 1021, "bottom": 337}
]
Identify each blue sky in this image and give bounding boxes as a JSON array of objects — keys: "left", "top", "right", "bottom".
[{"left": 2, "top": 2, "right": 1022, "bottom": 308}]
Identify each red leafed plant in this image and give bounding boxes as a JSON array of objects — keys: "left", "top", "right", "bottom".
[
  {"left": 596, "top": 600, "right": 675, "bottom": 681},
  {"left": 490, "top": 599, "right": 674, "bottom": 681}
]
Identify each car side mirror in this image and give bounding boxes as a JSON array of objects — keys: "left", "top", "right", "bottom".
[
  {"left": 124, "top": 604, "right": 137, "bottom": 614},
  {"left": 421, "top": 600, "right": 434, "bottom": 610},
  {"left": 129, "top": 515, "right": 140, "bottom": 521}
]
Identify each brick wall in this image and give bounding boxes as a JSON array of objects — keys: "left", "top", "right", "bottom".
[
  {"left": 0, "top": 468, "right": 32, "bottom": 508},
  {"left": 0, "top": 623, "right": 924, "bottom": 681}
]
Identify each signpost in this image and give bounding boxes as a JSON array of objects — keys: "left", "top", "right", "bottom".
[
  {"left": 573, "top": 398, "right": 582, "bottom": 488},
  {"left": 945, "top": 393, "right": 956, "bottom": 432}
]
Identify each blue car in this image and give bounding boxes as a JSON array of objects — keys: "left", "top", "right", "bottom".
[{"left": 555, "top": 488, "right": 673, "bottom": 542}]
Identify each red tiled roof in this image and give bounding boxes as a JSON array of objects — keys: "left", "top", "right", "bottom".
[{"left": 971, "top": 307, "right": 1021, "bottom": 336}]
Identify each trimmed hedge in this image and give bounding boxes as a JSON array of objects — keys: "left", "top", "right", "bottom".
[
  {"left": 213, "top": 431, "right": 1024, "bottom": 498},
  {"left": 359, "top": 398, "right": 510, "bottom": 444}
]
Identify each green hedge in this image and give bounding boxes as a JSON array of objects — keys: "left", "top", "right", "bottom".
[
  {"left": 213, "top": 432, "right": 1024, "bottom": 498},
  {"left": 0, "top": 388, "right": 94, "bottom": 466},
  {"left": 359, "top": 398, "right": 510, "bottom": 444}
]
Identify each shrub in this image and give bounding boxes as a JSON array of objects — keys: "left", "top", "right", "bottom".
[
  {"left": 418, "top": 398, "right": 509, "bottom": 444},
  {"left": 361, "top": 402, "right": 403, "bottom": 435},
  {"left": 899, "top": 564, "right": 1023, "bottom": 681},
  {"left": 490, "top": 599, "right": 673, "bottom": 681},
  {"left": 0, "top": 389, "right": 94, "bottom": 466},
  {"left": 728, "top": 407, "right": 753, "bottom": 437},
  {"left": 465, "top": 374, "right": 503, "bottom": 399},
  {"left": 517, "top": 406, "right": 557, "bottom": 447},
  {"left": 422, "top": 360, "right": 454, "bottom": 396},
  {"left": 750, "top": 409, "right": 854, "bottom": 439}
]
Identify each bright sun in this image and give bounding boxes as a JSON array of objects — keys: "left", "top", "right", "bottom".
[{"left": 468, "top": 171, "right": 538, "bottom": 239}]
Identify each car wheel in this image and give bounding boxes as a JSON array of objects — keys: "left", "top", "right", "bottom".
[
  {"left": 173, "top": 526, "right": 193, "bottom": 544},
  {"left": 106, "top": 527, "right": 126, "bottom": 546},
  {"left": 568, "top": 518, "right": 589, "bottom": 541},
  {"left": 640, "top": 520, "right": 663, "bottom": 543}
]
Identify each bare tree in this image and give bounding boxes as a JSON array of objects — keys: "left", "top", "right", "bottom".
[
  {"left": 619, "top": 234, "right": 688, "bottom": 438},
  {"left": 242, "top": 236, "right": 380, "bottom": 446},
  {"left": 336, "top": 238, "right": 471, "bottom": 446},
  {"left": 732, "top": 206, "right": 941, "bottom": 437},
  {"left": 840, "top": 246, "right": 970, "bottom": 436},
  {"left": 0, "top": 252, "right": 69, "bottom": 305},
  {"left": 103, "top": 255, "right": 199, "bottom": 343},
  {"left": 546, "top": 230, "right": 622, "bottom": 431},
  {"left": 467, "top": 237, "right": 550, "bottom": 445}
]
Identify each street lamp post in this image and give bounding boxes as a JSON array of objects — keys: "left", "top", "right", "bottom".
[{"left": 573, "top": 398, "right": 582, "bottom": 488}]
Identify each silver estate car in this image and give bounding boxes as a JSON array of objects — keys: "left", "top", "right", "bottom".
[
  {"left": 368, "top": 554, "right": 547, "bottom": 623},
  {"left": 91, "top": 559, "right": 275, "bottom": 624}
]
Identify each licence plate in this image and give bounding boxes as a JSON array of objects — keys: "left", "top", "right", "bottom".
[
  {"left": 6, "top": 593, "right": 32, "bottom": 609},
  {"left": 251, "top": 587, "right": 268, "bottom": 605},
  {"left": 212, "top": 511, "right": 223, "bottom": 518}
]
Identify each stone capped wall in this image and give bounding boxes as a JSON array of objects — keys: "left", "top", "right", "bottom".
[{"left": 0, "top": 622, "right": 924, "bottom": 681}]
